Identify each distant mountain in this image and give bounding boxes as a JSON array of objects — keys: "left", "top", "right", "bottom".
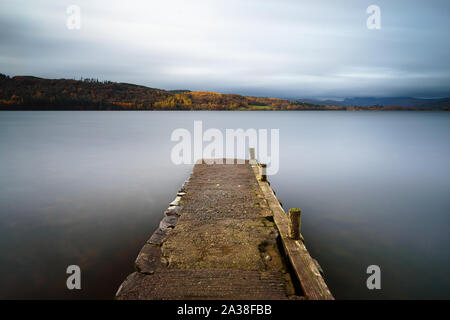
[{"left": 299, "top": 97, "right": 450, "bottom": 109}]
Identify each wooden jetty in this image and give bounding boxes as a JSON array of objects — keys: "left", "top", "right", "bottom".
[{"left": 116, "top": 153, "right": 333, "bottom": 300}]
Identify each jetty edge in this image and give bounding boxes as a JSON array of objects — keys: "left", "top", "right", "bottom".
[
  {"left": 115, "top": 152, "right": 333, "bottom": 300},
  {"left": 250, "top": 158, "right": 333, "bottom": 300}
]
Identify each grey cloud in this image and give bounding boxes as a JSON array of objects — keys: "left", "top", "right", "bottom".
[{"left": 0, "top": 0, "right": 449, "bottom": 99}]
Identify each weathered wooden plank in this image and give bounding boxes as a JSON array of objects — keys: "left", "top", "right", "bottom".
[
  {"left": 253, "top": 164, "right": 334, "bottom": 300},
  {"left": 116, "top": 269, "right": 292, "bottom": 300}
]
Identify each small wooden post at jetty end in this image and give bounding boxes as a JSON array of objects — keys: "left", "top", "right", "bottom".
[
  {"left": 116, "top": 151, "right": 333, "bottom": 300},
  {"left": 288, "top": 208, "right": 302, "bottom": 240},
  {"left": 249, "top": 147, "right": 257, "bottom": 165},
  {"left": 259, "top": 163, "right": 267, "bottom": 181}
]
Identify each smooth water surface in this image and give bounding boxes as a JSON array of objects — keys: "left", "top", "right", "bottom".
[{"left": 0, "top": 111, "right": 449, "bottom": 299}]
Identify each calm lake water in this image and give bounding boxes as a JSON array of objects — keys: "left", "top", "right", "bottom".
[{"left": 0, "top": 111, "right": 449, "bottom": 299}]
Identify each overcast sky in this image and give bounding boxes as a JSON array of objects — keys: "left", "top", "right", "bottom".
[{"left": 1, "top": 0, "right": 449, "bottom": 99}]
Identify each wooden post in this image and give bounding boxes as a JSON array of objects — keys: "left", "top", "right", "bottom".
[
  {"left": 249, "top": 147, "right": 256, "bottom": 165},
  {"left": 260, "top": 163, "right": 267, "bottom": 181},
  {"left": 288, "top": 208, "right": 302, "bottom": 240}
]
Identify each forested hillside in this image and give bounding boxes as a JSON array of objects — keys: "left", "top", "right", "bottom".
[
  {"left": 1, "top": 74, "right": 447, "bottom": 110},
  {"left": 0, "top": 74, "right": 341, "bottom": 110}
]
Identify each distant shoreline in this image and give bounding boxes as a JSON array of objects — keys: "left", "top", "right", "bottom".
[
  {"left": 1, "top": 107, "right": 448, "bottom": 111},
  {"left": 1, "top": 74, "right": 449, "bottom": 111}
]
